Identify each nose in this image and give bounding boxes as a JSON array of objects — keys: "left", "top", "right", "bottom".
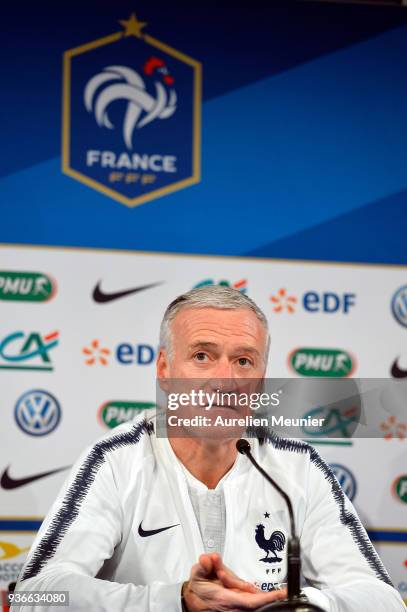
[
  {"left": 214, "top": 357, "right": 234, "bottom": 380},
  {"left": 207, "top": 358, "right": 236, "bottom": 393}
]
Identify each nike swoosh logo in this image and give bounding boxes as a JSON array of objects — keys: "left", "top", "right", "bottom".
[
  {"left": 1, "top": 465, "right": 70, "bottom": 490},
  {"left": 138, "top": 521, "right": 179, "bottom": 538},
  {"left": 93, "top": 281, "right": 163, "bottom": 304},
  {"left": 391, "top": 357, "right": 407, "bottom": 378}
]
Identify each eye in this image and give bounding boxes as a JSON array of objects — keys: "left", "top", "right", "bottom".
[
  {"left": 237, "top": 357, "right": 253, "bottom": 367},
  {"left": 193, "top": 352, "right": 208, "bottom": 362}
]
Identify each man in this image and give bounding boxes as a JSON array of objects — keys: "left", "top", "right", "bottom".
[{"left": 12, "top": 286, "right": 406, "bottom": 611}]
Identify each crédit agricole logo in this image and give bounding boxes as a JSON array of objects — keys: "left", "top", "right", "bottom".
[{"left": 62, "top": 12, "right": 201, "bottom": 207}]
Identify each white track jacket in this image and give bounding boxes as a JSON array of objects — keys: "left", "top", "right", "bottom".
[{"left": 12, "top": 412, "right": 406, "bottom": 611}]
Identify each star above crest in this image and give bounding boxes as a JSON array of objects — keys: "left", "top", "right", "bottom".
[{"left": 119, "top": 13, "right": 147, "bottom": 38}]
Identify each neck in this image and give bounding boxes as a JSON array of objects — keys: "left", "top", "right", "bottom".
[{"left": 169, "top": 436, "right": 238, "bottom": 489}]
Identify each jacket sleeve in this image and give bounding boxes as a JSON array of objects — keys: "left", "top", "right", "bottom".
[
  {"left": 11, "top": 440, "right": 184, "bottom": 612},
  {"left": 299, "top": 446, "right": 406, "bottom": 612}
]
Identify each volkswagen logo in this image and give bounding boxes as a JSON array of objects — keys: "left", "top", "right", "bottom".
[
  {"left": 391, "top": 285, "right": 407, "bottom": 328},
  {"left": 330, "top": 463, "right": 357, "bottom": 502},
  {"left": 14, "top": 390, "right": 61, "bottom": 436}
]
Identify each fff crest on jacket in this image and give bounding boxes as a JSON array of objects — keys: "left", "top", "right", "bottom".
[{"left": 62, "top": 13, "right": 201, "bottom": 207}]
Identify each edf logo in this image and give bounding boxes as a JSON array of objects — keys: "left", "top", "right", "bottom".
[
  {"left": 270, "top": 289, "right": 356, "bottom": 315},
  {"left": 303, "top": 292, "right": 356, "bottom": 314}
]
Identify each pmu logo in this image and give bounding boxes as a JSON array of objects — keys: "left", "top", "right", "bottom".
[
  {"left": 62, "top": 13, "right": 201, "bottom": 208},
  {"left": 392, "top": 475, "right": 407, "bottom": 504},
  {"left": 194, "top": 279, "right": 248, "bottom": 294},
  {"left": 0, "top": 331, "right": 59, "bottom": 371},
  {"left": 289, "top": 348, "right": 355, "bottom": 377},
  {"left": 98, "top": 401, "right": 156, "bottom": 428},
  {"left": 0, "top": 271, "right": 56, "bottom": 302},
  {"left": 330, "top": 464, "right": 357, "bottom": 501},
  {"left": 14, "top": 390, "right": 61, "bottom": 436},
  {"left": 270, "top": 289, "right": 356, "bottom": 314},
  {"left": 391, "top": 285, "right": 407, "bottom": 328}
]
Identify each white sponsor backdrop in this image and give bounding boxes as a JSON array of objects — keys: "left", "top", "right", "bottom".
[{"left": 0, "top": 245, "right": 406, "bottom": 601}]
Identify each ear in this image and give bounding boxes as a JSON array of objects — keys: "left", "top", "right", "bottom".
[{"left": 156, "top": 348, "right": 170, "bottom": 389}]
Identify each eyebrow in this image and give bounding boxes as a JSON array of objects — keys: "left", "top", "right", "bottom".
[
  {"left": 189, "top": 341, "right": 260, "bottom": 357},
  {"left": 232, "top": 345, "right": 261, "bottom": 357},
  {"left": 189, "top": 342, "right": 220, "bottom": 351}
]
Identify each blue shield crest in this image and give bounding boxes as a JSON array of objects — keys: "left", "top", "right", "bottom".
[{"left": 62, "top": 14, "right": 201, "bottom": 207}]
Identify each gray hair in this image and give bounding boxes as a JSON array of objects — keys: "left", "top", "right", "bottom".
[{"left": 159, "top": 285, "right": 270, "bottom": 361}]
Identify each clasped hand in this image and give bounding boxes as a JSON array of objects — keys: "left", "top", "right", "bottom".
[{"left": 183, "top": 552, "right": 287, "bottom": 611}]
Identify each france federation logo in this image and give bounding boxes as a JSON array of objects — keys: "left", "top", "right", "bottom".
[{"left": 63, "top": 13, "right": 201, "bottom": 208}]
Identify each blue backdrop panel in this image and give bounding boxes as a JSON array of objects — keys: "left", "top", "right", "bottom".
[{"left": 1, "top": 0, "right": 407, "bottom": 263}]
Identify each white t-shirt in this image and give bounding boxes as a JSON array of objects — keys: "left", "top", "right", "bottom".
[{"left": 165, "top": 437, "right": 243, "bottom": 555}]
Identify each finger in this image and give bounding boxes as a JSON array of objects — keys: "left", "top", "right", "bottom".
[
  {"left": 190, "top": 560, "right": 211, "bottom": 581},
  {"left": 217, "top": 569, "right": 258, "bottom": 593},
  {"left": 247, "top": 588, "right": 288, "bottom": 608},
  {"left": 209, "top": 552, "right": 222, "bottom": 568},
  {"left": 197, "top": 554, "right": 215, "bottom": 577},
  {"left": 210, "top": 553, "right": 231, "bottom": 576},
  {"left": 220, "top": 587, "right": 288, "bottom": 610},
  {"left": 211, "top": 555, "right": 257, "bottom": 593},
  {"left": 211, "top": 553, "right": 238, "bottom": 579}
]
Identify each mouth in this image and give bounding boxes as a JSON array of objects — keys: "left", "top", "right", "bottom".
[{"left": 205, "top": 404, "right": 240, "bottom": 412}]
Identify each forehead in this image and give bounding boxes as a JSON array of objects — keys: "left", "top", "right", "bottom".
[{"left": 171, "top": 307, "right": 266, "bottom": 346}]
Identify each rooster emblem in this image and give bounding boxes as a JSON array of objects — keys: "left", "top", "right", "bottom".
[
  {"left": 255, "top": 524, "right": 286, "bottom": 563},
  {"left": 84, "top": 57, "right": 177, "bottom": 149}
]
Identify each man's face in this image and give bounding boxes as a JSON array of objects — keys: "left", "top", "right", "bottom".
[{"left": 157, "top": 307, "right": 267, "bottom": 379}]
